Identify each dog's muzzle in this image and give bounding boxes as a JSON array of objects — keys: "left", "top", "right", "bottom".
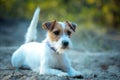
[
  {"left": 62, "top": 40, "right": 69, "bottom": 49},
  {"left": 47, "top": 41, "right": 70, "bottom": 54}
]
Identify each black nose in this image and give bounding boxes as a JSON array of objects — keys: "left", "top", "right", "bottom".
[{"left": 62, "top": 41, "right": 69, "bottom": 47}]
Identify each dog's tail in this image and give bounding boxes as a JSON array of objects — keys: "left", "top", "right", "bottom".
[{"left": 25, "top": 7, "right": 40, "bottom": 43}]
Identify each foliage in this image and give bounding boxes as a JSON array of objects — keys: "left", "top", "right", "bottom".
[
  {"left": 0, "top": 0, "right": 119, "bottom": 51},
  {"left": 0, "top": 0, "right": 120, "bottom": 30}
]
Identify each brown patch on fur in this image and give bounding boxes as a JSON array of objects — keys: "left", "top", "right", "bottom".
[
  {"left": 47, "top": 21, "right": 75, "bottom": 42},
  {"left": 48, "top": 22, "right": 63, "bottom": 42},
  {"left": 42, "top": 20, "right": 56, "bottom": 31},
  {"left": 66, "top": 21, "right": 76, "bottom": 32},
  {"left": 49, "top": 20, "right": 56, "bottom": 31},
  {"left": 64, "top": 26, "right": 73, "bottom": 38}
]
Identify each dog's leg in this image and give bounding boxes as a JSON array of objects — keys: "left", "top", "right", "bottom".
[
  {"left": 67, "top": 66, "right": 82, "bottom": 77},
  {"left": 40, "top": 67, "right": 68, "bottom": 76},
  {"left": 60, "top": 55, "right": 83, "bottom": 77},
  {"left": 11, "top": 47, "right": 25, "bottom": 68}
]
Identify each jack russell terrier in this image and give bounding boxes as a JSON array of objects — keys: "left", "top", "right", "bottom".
[{"left": 11, "top": 7, "right": 82, "bottom": 77}]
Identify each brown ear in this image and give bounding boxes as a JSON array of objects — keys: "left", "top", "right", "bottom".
[
  {"left": 66, "top": 21, "right": 77, "bottom": 32},
  {"left": 42, "top": 20, "right": 56, "bottom": 31}
]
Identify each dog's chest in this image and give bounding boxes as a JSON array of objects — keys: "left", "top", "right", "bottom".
[{"left": 47, "top": 53, "right": 66, "bottom": 69}]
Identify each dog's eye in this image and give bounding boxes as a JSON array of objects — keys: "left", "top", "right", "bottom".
[
  {"left": 67, "top": 31, "right": 71, "bottom": 35},
  {"left": 53, "top": 31, "right": 60, "bottom": 35}
]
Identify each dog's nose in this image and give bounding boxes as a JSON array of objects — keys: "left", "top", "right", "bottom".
[{"left": 62, "top": 41, "right": 69, "bottom": 47}]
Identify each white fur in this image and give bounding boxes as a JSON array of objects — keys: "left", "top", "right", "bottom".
[
  {"left": 25, "top": 7, "right": 40, "bottom": 43},
  {"left": 11, "top": 7, "right": 81, "bottom": 77}
]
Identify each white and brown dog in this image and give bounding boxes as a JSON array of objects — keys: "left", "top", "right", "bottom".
[{"left": 11, "top": 7, "right": 81, "bottom": 77}]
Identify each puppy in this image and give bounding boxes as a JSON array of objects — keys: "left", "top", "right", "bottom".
[{"left": 11, "top": 7, "right": 81, "bottom": 77}]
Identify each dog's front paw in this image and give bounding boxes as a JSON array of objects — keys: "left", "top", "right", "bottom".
[
  {"left": 75, "top": 71, "right": 82, "bottom": 76},
  {"left": 69, "top": 71, "right": 83, "bottom": 78},
  {"left": 72, "top": 71, "right": 83, "bottom": 78},
  {"left": 57, "top": 72, "right": 69, "bottom": 77}
]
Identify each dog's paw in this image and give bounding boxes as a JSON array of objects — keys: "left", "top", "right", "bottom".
[
  {"left": 70, "top": 71, "right": 83, "bottom": 78},
  {"left": 75, "top": 71, "right": 82, "bottom": 76},
  {"left": 73, "top": 72, "right": 84, "bottom": 79},
  {"left": 57, "top": 72, "right": 68, "bottom": 77}
]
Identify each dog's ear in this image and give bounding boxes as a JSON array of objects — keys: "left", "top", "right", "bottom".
[
  {"left": 42, "top": 20, "right": 56, "bottom": 31},
  {"left": 66, "top": 21, "right": 77, "bottom": 32}
]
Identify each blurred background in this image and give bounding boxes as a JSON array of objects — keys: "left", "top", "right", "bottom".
[
  {"left": 0, "top": 1, "right": 120, "bottom": 79},
  {"left": 0, "top": 0, "right": 120, "bottom": 52}
]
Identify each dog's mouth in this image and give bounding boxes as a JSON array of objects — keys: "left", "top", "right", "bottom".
[
  {"left": 60, "top": 40, "right": 70, "bottom": 49},
  {"left": 47, "top": 41, "right": 71, "bottom": 54},
  {"left": 61, "top": 46, "right": 69, "bottom": 49},
  {"left": 56, "top": 46, "right": 70, "bottom": 54},
  {"left": 55, "top": 41, "right": 72, "bottom": 54}
]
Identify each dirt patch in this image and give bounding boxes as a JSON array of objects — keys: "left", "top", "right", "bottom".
[{"left": 0, "top": 48, "right": 120, "bottom": 80}]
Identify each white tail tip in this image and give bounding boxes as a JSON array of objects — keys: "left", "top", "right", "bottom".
[{"left": 25, "top": 7, "right": 40, "bottom": 43}]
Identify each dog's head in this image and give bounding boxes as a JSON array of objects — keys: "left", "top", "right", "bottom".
[{"left": 42, "top": 20, "right": 77, "bottom": 54}]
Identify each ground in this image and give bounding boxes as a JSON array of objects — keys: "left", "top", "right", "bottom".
[{"left": 0, "top": 20, "right": 120, "bottom": 80}]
